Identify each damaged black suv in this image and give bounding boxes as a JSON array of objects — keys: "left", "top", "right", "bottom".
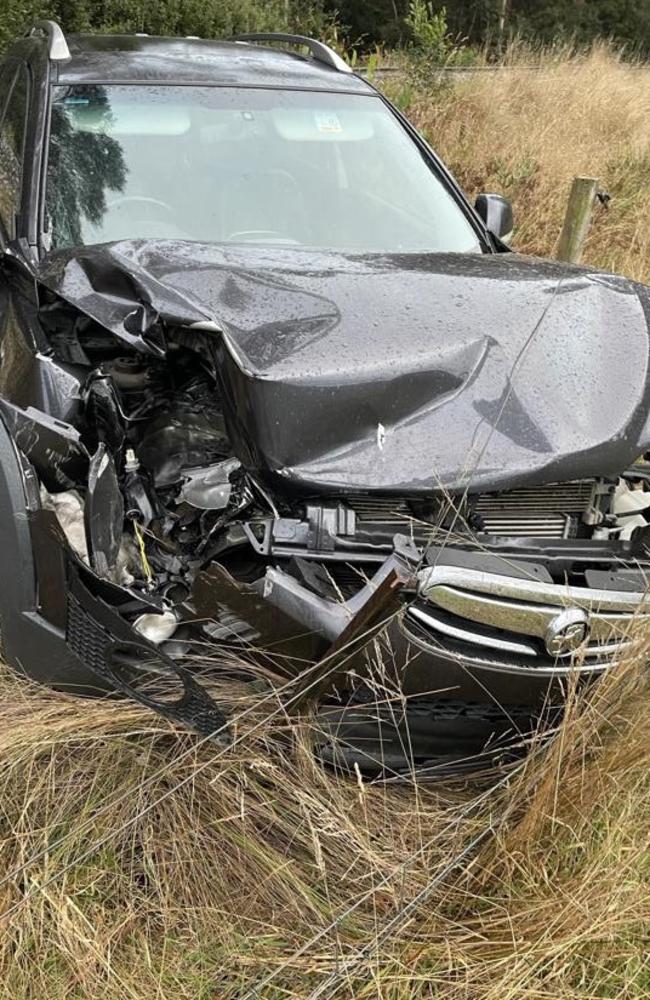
[{"left": 0, "top": 22, "right": 649, "bottom": 775}]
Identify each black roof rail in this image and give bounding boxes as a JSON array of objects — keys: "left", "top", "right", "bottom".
[
  {"left": 28, "top": 20, "right": 70, "bottom": 61},
  {"left": 232, "top": 33, "right": 351, "bottom": 74}
]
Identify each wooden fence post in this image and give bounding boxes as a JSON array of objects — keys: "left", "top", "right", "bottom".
[{"left": 556, "top": 176, "right": 599, "bottom": 263}]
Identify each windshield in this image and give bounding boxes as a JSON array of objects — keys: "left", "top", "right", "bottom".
[{"left": 45, "top": 84, "right": 481, "bottom": 254}]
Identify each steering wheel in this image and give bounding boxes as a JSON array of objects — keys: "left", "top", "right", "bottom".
[
  {"left": 226, "top": 169, "right": 302, "bottom": 244},
  {"left": 107, "top": 196, "right": 175, "bottom": 216}
]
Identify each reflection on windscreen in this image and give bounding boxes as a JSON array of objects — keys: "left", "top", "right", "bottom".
[{"left": 46, "top": 85, "right": 481, "bottom": 253}]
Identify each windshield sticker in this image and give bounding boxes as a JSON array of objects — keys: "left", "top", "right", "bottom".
[{"left": 315, "top": 112, "right": 343, "bottom": 133}]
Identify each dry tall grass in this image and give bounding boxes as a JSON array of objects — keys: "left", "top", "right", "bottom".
[
  {"left": 0, "top": 646, "right": 648, "bottom": 999},
  {"left": 1, "top": 45, "right": 649, "bottom": 999},
  {"left": 397, "top": 46, "right": 650, "bottom": 283}
]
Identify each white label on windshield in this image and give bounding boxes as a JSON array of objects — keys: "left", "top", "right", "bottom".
[{"left": 315, "top": 112, "right": 342, "bottom": 133}]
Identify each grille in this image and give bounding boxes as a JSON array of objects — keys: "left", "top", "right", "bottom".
[
  {"left": 474, "top": 480, "right": 595, "bottom": 538},
  {"left": 408, "top": 563, "right": 648, "bottom": 677},
  {"left": 67, "top": 587, "right": 229, "bottom": 738}
]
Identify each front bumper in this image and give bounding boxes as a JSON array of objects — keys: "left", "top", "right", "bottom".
[{"left": 254, "top": 533, "right": 649, "bottom": 690}]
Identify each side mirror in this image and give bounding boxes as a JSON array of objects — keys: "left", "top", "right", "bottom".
[{"left": 475, "top": 193, "right": 514, "bottom": 244}]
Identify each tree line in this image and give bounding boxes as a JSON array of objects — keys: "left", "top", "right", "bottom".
[
  {"left": 2, "top": 0, "right": 649, "bottom": 56},
  {"left": 333, "top": 0, "right": 650, "bottom": 54}
]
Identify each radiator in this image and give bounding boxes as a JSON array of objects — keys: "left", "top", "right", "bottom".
[{"left": 474, "top": 480, "right": 595, "bottom": 538}]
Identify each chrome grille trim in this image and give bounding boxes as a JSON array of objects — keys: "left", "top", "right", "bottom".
[
  {"left": 428, "top": 584, "right": 644, "bottom": 645},
  {"left": 408, "top": 604, "right": 538, "bottom": 656},
  {"left": 404, "top": 604, "right": 633, "bottom": 677},
  {"left": 402, "top": 610, "right": 621, "bottom": 677},
  {"left": 418, "top": 565, "right": 647, "bottom": 613},
  {"left": 411, "top": 564, "right": 648, "bottom": 676}
]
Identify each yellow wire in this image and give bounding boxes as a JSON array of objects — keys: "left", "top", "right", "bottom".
[{"left": 133, "top": 520, "right": 153, "bottom": 583}]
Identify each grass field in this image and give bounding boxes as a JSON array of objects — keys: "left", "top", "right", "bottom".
[
  {"left": 0, "top": 47, "right": 649, "bottom": 1000},
  {"left": 391, "top": 46, "right": 650, "bottom": 284},
  {"left": 1, "top": 645, "right": 648, "bottom": 998}
]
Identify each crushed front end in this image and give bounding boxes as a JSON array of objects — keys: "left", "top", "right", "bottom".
[{"left": 1, "top": 243, "right": 650, "bottom": 776}]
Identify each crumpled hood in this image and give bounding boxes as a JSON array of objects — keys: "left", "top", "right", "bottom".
[{"left": 37, "top": 240, "right": 650, "bottom": 494}]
